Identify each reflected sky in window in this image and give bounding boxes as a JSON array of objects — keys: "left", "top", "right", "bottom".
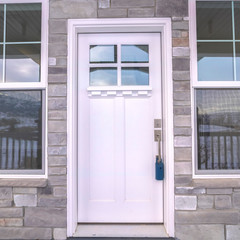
[
  {"left": 122, "top": 67, "right": 149, "bottom": 85},
  {"left": 90, "top": 45, "right": 117, "bottom": 63},
  {"left": 121, "top": 45, "right": 149, "bottom": 63},
  {"left": 90, "top": 68, "right": 117, "bottom": 86}
]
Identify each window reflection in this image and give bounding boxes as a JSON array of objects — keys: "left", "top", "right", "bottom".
[
  {"left": 196, "top": 89, "right": 240, "bottom": 170},
  {"left": 0, "top": 5, "right": 3, "bottom": 42},
  {"left": 90, "top": 68, "right": 117, "bottom": 86},
  {"left": 5, "top": 44, "right": 40, "bottom": 82},
  {"left": 197, "top": 1, "right": 232, "bottom": 40},
  {"left": 121, "top": 45, "right": 149, "bottom": 63},
  {"left": 0, "top": 46, "right": 2, "bottom": 82},
  {"left": 0, "top": 91, "right": 42, "bottom": 170},
  {"left": 197, "top": 42, "right": 234, "bottom": 81},
  {"left": 90, "top": 45, "right": 117, "bottom": 63},
  {"left": 6, "top": 3, "right": 41, "bottom": 42},
  {"left": 121, "top": 67, "right": 149, "bottom": 85}
]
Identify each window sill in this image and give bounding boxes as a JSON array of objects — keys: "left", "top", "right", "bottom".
[
  {"left": 0, "top": 178, "right": 47, "bottom": 187},
  {"left": 193, "top": 178, "right": 240, "bottom": 188}
]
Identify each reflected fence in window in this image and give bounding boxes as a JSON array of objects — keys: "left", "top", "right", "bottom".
[
  {"left": 0, "top": 134, "right": 41, "bottom": 170},
  {"left": 198, "top": 131, "right": 240, "bottom": 170}
]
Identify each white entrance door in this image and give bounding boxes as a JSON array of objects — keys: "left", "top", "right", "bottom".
[{"left": 77, "top": 33, "right": 163, "bottom": 223}]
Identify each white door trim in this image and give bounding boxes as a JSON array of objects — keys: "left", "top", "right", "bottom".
[{"left": 67, "top": 18, "right": 174, "bottom": 237}]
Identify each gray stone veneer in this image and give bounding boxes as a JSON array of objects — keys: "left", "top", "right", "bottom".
[{"left": 0, "top": 0, "right": 239, "bottom": 239}]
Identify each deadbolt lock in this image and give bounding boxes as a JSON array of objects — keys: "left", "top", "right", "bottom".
[{"left": 154, "top": 119, "right": 161, "bottom": 128}]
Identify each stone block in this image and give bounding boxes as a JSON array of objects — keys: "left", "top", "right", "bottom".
[
  {"left": 48, "top": 133, "right": 67, "bottom": 146},
  {"left": 174, "top": 91, "right": 191, "bottom": 101},
  {"left": 175, "top": 162, "right": 192, "bottom": 175},
  {"left": 49, "top": 20, "right": 67, "bottom": 34},
  {"left": 38, "top": 186, "right": 53, "bottom": 195},
  {"left": 226, "top": 225, "right": 240, "bottom": 240},
  {"left": 98, "top": 0, "right": 110, "bottom": 8},
  {"left": 0, "top": 227, "right": 52, "bottom": 239},
  {"left": 128, "top": 8, "right": 154, "bottom": 18},
  {"left": 13, "top": 188, "right": 37, "bottom": 194},
  {"left": 48, "top": 156, "right": 67, "bottom": 166},
  {"left": 0, "top": 179, "right": 47, "bottom": 187},
  {"left": 0, "top": 208, "right": 23, "bottom": 218},
  {"left": 174, "top": 115, "right": 191, "bottom": 127},
  {"left": 173, "top": 81, "right": 190, "bottom": 91},
  {"left": 48, "top": 146, "right": 67, "bottom": 156},
  {"left": 54, "top": 187, "right": 67, "bottom": 197},
  {"left": 14, "top": 194, "right": 37, "bottom": 207},
  {"left": 175, "top": 147, "right": 192, "bottom": 160},
  {"left": 25, "top": 207, "right": 67, "bottom": 227},
  {"left": 156, "top": 0, "right": 188, "bottom": 17},
  {"left": 38, "top": 196, "right": 67, "bottom": 207},
  {"left": 57, "top": 58, "right": 67, "bottom": 66},
  {"left": 48, "top": 84, "right": 67, "bottom": 97},
  {"left": 49, "top": 35, "right": 67, "bottom": 44},
  {"left": 174, "top": 136, "right": 192, "bottom": 147},
  {"left": 176, "top": 224, "right": 224, "bottom": 240},
  {"left": 48, "top": 121, "right": 67, "bottom": 133},
  {"left": 4, "top": 218, "right": 23, "bottom": 227},
  {"left": 49, "top": 43, "right": 67, "bottom": 57},
  {"left": 176, "top": 187, "right": 205, "bottom": 195},
  {"left": 48, "top": 74, "right": 67, "bottom": 83},
  {"left": 0, "top": 188, "right": 12, "bottom": 200},
  {"left": 50, "top": 0, "right": 97, "bottom": 18},
  {"left": 174, "top": 127, "right": 191, "bottom": 136},
  {"left": 193, "top": 179, "right": 240, "bottom": 188},
  {"left": 173, "top": 47, "right": 190, "bottom": 57},
  {"left": 175, "top": 176, "right": 192, "bottom": 186},
  {"left": 48, "top": 111, "right": 67, "bottom": 120},
  {"left": 48, "top": 175, "right": 67, "bottom": 186},
  {"left": 48, "top": 98, "right": 67, "bottom": 110},
  {"left": 0, "top": 200, "right": 12, "bottom": 207},
  {"left": 53, "top": 228, "right": 67, "bottom": 240},
  {"left": 174, "top": 100, "right": 190, "bottom": 106},
  {"left": 174, "top": 106, "right": 191, "bottom": 115},
  {"left": 111, "top": 0, "right": 155, "bottom": 7},
  {"left": 172, "top": 21, "right": 189, "bottom": 30},
  {"left": 215, "top": 195, "right": 232, "bottom": 210},
  {"left": 173, "top": 38, "right": 189, "bottom": 47},
  {"left": 49, "top": 167, "right": 67, "bottom": 175},
  {"left": 49, "top": 67, "right": 67, "bottom": 74},
  {"left": 175, "top": 195, "right": 196, "bottom": 210},
  {"left": 207, "top": 188, "right": 233, "bottom": 195},
  {"left": 198, "top": 195, "right": 214, "bottom": 209},
  {"left": 176, "top": 210, "right": 238, "bottom": 224},
  {"left": 98, "top": 9, "right": 127, "bottom": 18},
  {"left": 172, "top": 58, "right": 190, "bottom": 71},
  {"left": 233, "top": 192, "right": 240, "bottom": 209}
]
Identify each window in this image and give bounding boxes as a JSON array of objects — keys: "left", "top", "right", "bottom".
[
  {"left": 192, "top": 0, "right": 240, "bottom": 175},
  {"left": 0, "top": 1, "right": 46, "bottom": 175},
  {"left": 89, "top": 44, "right": 150, "bottom": 86}
]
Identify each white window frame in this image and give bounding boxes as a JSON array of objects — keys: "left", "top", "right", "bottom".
[
  {"left": 0, "top": 0, "right": 48, "bottom": 178},
  {"left": 190, "top": 0, "right": 240, "bottom": 178}
]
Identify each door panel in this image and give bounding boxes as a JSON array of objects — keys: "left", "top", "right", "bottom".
[{"left": 78, "top": 33, "right": 163, "bottom": 223}]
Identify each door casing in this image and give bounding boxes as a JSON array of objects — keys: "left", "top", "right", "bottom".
[{"left": 67, "top": 18, "right": 174, "bottom": 237}]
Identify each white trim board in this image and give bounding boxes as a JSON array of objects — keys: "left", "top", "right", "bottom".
[{"left": 67, "top": 18, "right": 174, "bottom": 237}]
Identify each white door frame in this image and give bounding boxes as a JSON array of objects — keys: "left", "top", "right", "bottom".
[{"left": 67, "top": 18, "right": 174, "bottom": 237}]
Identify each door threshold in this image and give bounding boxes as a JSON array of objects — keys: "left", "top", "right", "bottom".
[{"left": 73, "top": 224, "right": 168, "bottom": 238}]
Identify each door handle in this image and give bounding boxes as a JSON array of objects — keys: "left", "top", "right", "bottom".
[
  {"left": 157, "top": 134, "right": 161, "bottom": 164},
  {"left": 154, "top": 130, "right": 164, "bottom": 180}
]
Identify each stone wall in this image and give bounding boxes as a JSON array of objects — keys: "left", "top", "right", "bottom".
[{"left": 1, "top": 0, "right": 239, "bottom": 239}]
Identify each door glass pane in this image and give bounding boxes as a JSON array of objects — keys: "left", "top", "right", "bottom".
[
  {"left": 0, "top": 5, "right": 3, "bottom": 42},
  {"left": 196, "top": 1, "right": 232, "bottom": 40},
  {"left": 90, "top": 68, "right": 117, "bottom": 86},
  {"left": 0, "top": 91, "right": 42, "bottom": 170},
  {"left": 121, "top": 67, "right": 149, "bottom": 85},
  {"left": 235, "top": 43, "right": 240, "bottom": 81},
  {"left": 196, "top": 89, "right": 240, "bottom": 170},
  {"left": 197, "top": 42, "right": 234, "bottom": 81},
  {"left": 6, "top": 3, "right": 41, "bottom": 42},
  {"left": 121, "top": 45, "right": 149, "bottom": 63},
  {"left": 5, "top": 44, "right": 40, "bottom": 82},
  {"left": 90, "top": 45, "right": 117, "bottom": 63}
]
